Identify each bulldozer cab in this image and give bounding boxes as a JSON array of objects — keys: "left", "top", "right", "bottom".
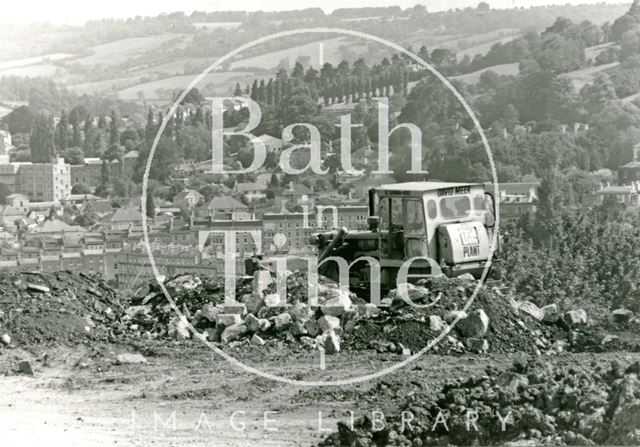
[
  {"left": 315, "top": 181, "right": 497, "bottom": 296},
  {"left": 372, "top": 182, "right": 496, "bottom": 265}
]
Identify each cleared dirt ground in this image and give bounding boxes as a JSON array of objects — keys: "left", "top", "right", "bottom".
[{"left": 2, "top": 341, "right": 638, "bottom": 447}]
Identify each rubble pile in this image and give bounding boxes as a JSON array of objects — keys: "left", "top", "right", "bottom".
[
  {"left": 120, "top": 271, "right": 639, "bottom": 356},
  {"left": 319, "top": 358, "right": 640, "bottom": 446},
  {"left": 3, "top": 269, "right": 637, "bottom": 355},
  {"left": 122, "top": 271, "right": 366, "bottom": 350},
  {"left": 0, "top": 271, "right": 123, "bottom": 345},
  {"left": 342, "top": 275, "right": 601, "bottom": 356}
]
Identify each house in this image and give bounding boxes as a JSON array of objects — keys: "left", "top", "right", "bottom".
[
  {"left": 235, "top": 182, "right": 268, "bottom": 201},
  {"left": 594, "top": 183, "right": 640, "bottom": 208},
  {"left": 0, "top": 205, "right": 23, "bottom": 228},
  {"left": 5, "top": 193, "right": 29, "bottom": 212},
  {"left": 102, "top": 207, "right": 145, "bottom": 231},
  {"left": 618, "top": 143, "right": 640, "bottom": 184},
  {"left": 496, "top": 182, "right": 539, "bottom": 221},
  {"left": 0, "top": 130, "right": 13, "bottom": 154},
  {"left": 32, "top": 219, "right": 86, "bottom": 238},
  {"left": 201, "top": 196, "right": 250, "bottom": 220},
  {"left": 257, "top": 134, "right": 287, "bottom": 154},
  {"left": 262, "top": 212, "right": 315, "bottom": 254},
  {"left": 78, "top": 199, "right": 113, "bottom": 218},
  {"left": 280, "top": 182, "right": 317, "bottom": 209},
  {"left": 173, "top": 189, "right": 204, "bottom": 210}
]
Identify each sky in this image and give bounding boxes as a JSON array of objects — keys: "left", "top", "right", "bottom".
[{"left": 2, "top": 0, "right": 630, "bottom": 26}]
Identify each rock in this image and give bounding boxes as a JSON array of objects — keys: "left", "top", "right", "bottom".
[
  {"left": 466, "top": 338, "right": 489, "bottom": 353},
  {"left": 27, "top": 283, "right": 50, "bottom": 293},
  {"left": 223, "top": 303, "right": 247, "bottom": 316},
  {"left": 390, "top": 283, "right": 430, "bottom": 303},
  {"left": 165, "top": 274, "right": 202, "bottom": 294},
  {"left": 244, "top": 314, "right": 261, "bottom": 332},
  {"left": 299, "top": 336, "right": 316, "bottom": 348},
  {"left": 257, "top": 318, "right": 272, "bottom": 332},
  {"left": 321, "top": 295, "right": 352, "bottom": 317},
  {"left": 168, "top": 317, "right": 191, "bottom": 340},
  {"left": 1, "top": 333, "right": 11, "bottom": 346},
  {"left": 215, "top": 313, "right": 242, "bottom": 328},
  {"left": 323, "top": 330, "right": 341, "bottom": 354},
  {"left": 318, "top": 315, "right": 341, "bottom": 332},
  {"left": 116, "top": 353, "right": 148, "bottom": 365},
  {"left": 241, "top": 293, "right": 264, "bottom": 314},
  {"left": 251, "top": 334, "right": 266, "bottom": 346},
  {"left": 564, "top": 309, "right": 588, "bottom": 327},
  {"left": 290, "top": 321, "right": 308, "bottom": 336},
  {"left": 18, "top": 360, "right": 34, "bottom": 376},
  {"left": 125, "top": 305, "right": 151, "bottom": 319},
  {"left": 429, "top": 315, "right": 446, "bottom": 332},
  {"left": 457, "top": 273, "right": 476, "bottom": 281},
  {"left": 288, "top": 302, "right": 314, "bottom": 324},
  {"left": 444, "top": 310, "right": 468, "bottom": 324},
  {"left": 199, "top": 303, "right": 220, "bottom": 323},
  {"left": 253, "top": 270, "right": 273, "bottom": 296},
  {"left": 612, "top": 308, "right": 633, "bottom": 324},
  {"left": 518, "top": 301, "right": 544, "bottom": 321},
  {"left": 274, "top": 313, "right": 292, "bottom": 331},
  {"left": 398, "top": 343, "right": 412, "bottom": 356},
  {"left": 221, "top": 324, "right": 248, "bottom": 344},
  {"left": 456, "top": 309, "right": 489, "bottom": 338},
  {"left": 263, "top": 293, "right": 283, "bottom": 307},
  {"left": 304, "top": 319, "right": 321, "bottom": 337},
  {"left": 542, "top": 304, "right": 561, "bottom": 324},
  {"left": 359, "top": 303, "right": 381, "bottom": 318}
]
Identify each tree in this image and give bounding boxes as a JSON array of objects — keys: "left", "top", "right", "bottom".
[
  {"left": 145, "top": 191, "right": 156, "bottom": 219},
  {"left": 95, "top": 160, "right": 111, "bottom": 197},
  {"left": 76, "top": 201, "right": 98, "bottom": 227},
  {"left": 55, "top": 109, "right": 69, "bottom": 151},
  {"left": 234, "top": 82, "right": 243, "bottom": 96},
  {"left": 71, "top": 183, "right": 91, "bottom": 194},
  {"left": 2, "top": 106, "right": 34, "bottom": 134},
  {"left": 30, "top": 112, "right": 55, "bottom": 163},
  {"left": 62, "top": 147, "right": 84, "bottom": 165}
]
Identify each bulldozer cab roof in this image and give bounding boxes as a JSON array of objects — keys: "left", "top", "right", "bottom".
[{"left": 374, "top": 182, "right": 481, "bottom": 195}]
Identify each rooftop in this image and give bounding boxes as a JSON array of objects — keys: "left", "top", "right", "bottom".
[{"left": 375, "top": 182, "right": 480, "bottom": 193}]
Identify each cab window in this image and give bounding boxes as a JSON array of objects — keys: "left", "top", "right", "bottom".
[
  {"left": 440, "top": 196, "right": 471, "bottom": 219},
  {"left": 405, "top": 200, "right": 425, "bottom": 234},
  {"left": 426, "top": 199, "right": 437, "bottom": 219}
]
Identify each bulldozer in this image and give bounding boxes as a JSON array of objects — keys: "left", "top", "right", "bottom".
[{"left": 315, "top": 182, "right": 498, "bottom": 297}]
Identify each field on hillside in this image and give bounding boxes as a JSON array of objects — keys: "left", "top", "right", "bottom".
[
  {"left": 451, "top": 63, "right": 520, "bottom": 84},
  {"left": 117, "top": 71, "right": 255, "bottom": 100},
  {"left": 74, "top": 34, "right": 192, "bottom": 67},
  {"left": 229, "top": 37, "right": 352, "bottom": 70},
  {"left": 560, "top": 61, "right": 620, "bottom": 91}
]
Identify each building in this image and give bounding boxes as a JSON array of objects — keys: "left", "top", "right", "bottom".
[
  {"left": 257, "top": 134, "right": 287, "bottom": 154},
  {"left": 114, "top": 246, "right": 219, "bottom": 290},
  {"left": 262, "top": 212, "right": 315, "bottom": 254},
  {"left": 102, "top": 207, "right": 145, "bottom": 232},
  {"left": 316, "top": 205, "right": 369, "bottom": 231},
  {"left": 618, "top": 142, "right": 640, "bottom": 184},
  {"left": 235, "top": 182, "right": 268, "bottom": 202},
  {"left": 172, "top": 189, "right": 204, "bottom": 210},
  {"left": 200, "top": 196, "right": 250, "bottom": 219},
  {"left": 594, "top": 183, "right": 640, "bottom": 208},
  {"left": 14, "top": 158, "right": 71, "bottom": 202},
  {"left": 70, "top": 158, "right": 103, "bottom": 189},
  {"left": 0, "top": 205, "right": 22, "bottom": 228},
  {"left": 496, "top": 182, "right": 539, "bottom": 221},
  {"left": 0, "top": 130, "right": 13, "bottom": 154},
  {"left": 280, "top": 182, "right": 318, "bottom": 209}
]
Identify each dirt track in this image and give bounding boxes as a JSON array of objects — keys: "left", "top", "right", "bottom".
[{"left": 2, "top": 341, "right": 638, "bottom": 446}]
